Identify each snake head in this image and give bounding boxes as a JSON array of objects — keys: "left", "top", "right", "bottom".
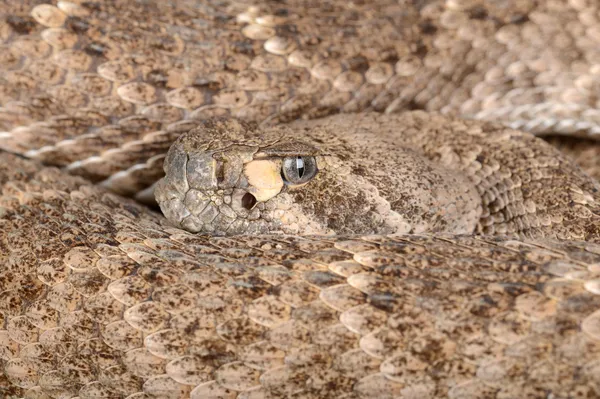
[{"left": 155, "top": 118, "right": 481, "bottom": 235}]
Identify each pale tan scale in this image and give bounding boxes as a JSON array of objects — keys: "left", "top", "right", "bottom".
[
  {"left": 96, "top": 255, "right": 138, "bottom": 279},
  {"left": 102, "top": 320, "right": 143, "bottom": 351},
  {"left": 38, "top": 371, "right": 74, "bottom": 397},
  {"left": 70, "top": 269, "right": 109, "bottom": 298},
  {"left": 24, "top": 302, "right": 59, "bottom": 330},
  {"left": 30, "top": 4, "right": 67, "bottom": 28},
  {"left": 247, "top": 296, "right": 292, "bottom": 328},
  {"left": 352, "top": 251, "right": 402, "bottom": 269},
  {"left": 19, "top": 343, "right": 56, "bottom": 374},
  {"left": 189, "top": 105, "right": 230, "bottom": 122},
  {"left": 190, "top": 380, "right": 236, "bottom": 399},
  {"left": 0, "top": 331, "right": 20, "bottom": 361},
  {"left": 141, "top": 103, "right": 185, "bottom": 124},
  {"left": 24, "top": 386, "right": 52, "bottom": 399},
  {"left": 124, "top": 392, "right": 147, "bottom": 398},
  {"left": 165, "top": 355, "right": 214, "bottom": 386},
  {"left": 257, "top": 365, "right": 304, "bottom": 395},
  {"left": 4, "top": 358, "right": 38, "bottom": 389},
  {"left": 69, "top": 73, "right": 113, "bottom": 98},
  {"left": 264, "top": 36, "right": 297, "bottom": 55},
  {"left": 336, "top": 348, "right": 382, "bottom": 379},
  {"left": 28, "top": 60, "right": 64, "bottom": 85},
  {"left": 365, "top": 63, "right": 394, "bottom": 85},
  {"left": 3, "top": 71, "right": 37, "bottom": 93},
  {"left": 117, "top": 82, "right": 157, "bottom": 105},
  {"left": 360, "top": 327, "right": 404, "bottom": 360},
  {"left": 250, "top": 54, "right": 288, "bottom": 73},
  {"left": 235, "top": 70, "right": 271, "bottom": 92},
  {"left": 217, "top": 317, "right": 267, "bottom": 345},
  {"left": 487, "top": 312, "right": 532, "bottom": 345},
  {"left": 45, "top": 282, "right": 81, "bottom": 313},
  {"left": 63, "top": 246, "right": 100, "bottom": 271},
  {"left": 40, "top": 28, "right": 78, "bottom": 49},
  {"left": 319, "top": 90, "right": 352, "bottom": 109},
  {"left": 241, "top": 341, "right": 286, "bottom": 370},
  {"left": 123, "top": 348, "right": 167, "bottom": 379},
  {"left": 333, "top": 71, "right": 365, "bottom": 92},
  {"left": 144, "top": 329, "right": 189, "bottom": 360},
  {"left": 52, "top": 50, "right": 92, "bottom": 72},
  {"left": 213, "top": 89, "right": 251, "bottom": 109},
  {"left": 143, "top": 375, "right": 191, "bottom": 399},
  {"left": 215, "top": 361, "right": 261, "bottom": 391},
  {"left": 287, "top": 50, "right": 314, "bottom": 69},
  {"left": 83, "top": 292, "right": 125, "bottom": 324},
  {"left": 276, "top": 281, "right": 320, "bottom": 308},
  {"left": 319, "top": 284, "right": 366, "bottom": 312},
  {"left": 584, "top": 279, "right": 600, "bottom": 294},
  {"left": 242, "top": 25, "right": 276, "bottom": 41},
  {"left": 123, "top": 302, "right": 169, "bottom": 334},
  {"left": 225, "top": 54, "right": 252, "bottom": 72},
  {"left": 0, "top": 47, "right": 20, "bottom": 70},
  {"left": 328, "top": 260, "right": 371, "bottom": 277},
  {"left": 340, "top": 304, "right": 388, "bottom": 335},
  {"left": 151, "top": 284, "right": 198, "bottom": 314},
  {"left": 582, "top": 309, "right": 600, "bottom": 340},
  {"left": 165, "top": 87, "right": 205, "bottom": 110},
  {"left": 354, "top": 373, "right": 404, "bottom": 399},
  {"left": 79, "top": 382, "right": 118, "bottom": 398},
  {"left": 255, "top": 14, "right": 287, "bottom": 27},
  {"left": 311, "top": 60, "right": 344, "bottom": 81},
  {"left": 7, "top": 316, "right": 38, "bottom": 345},
  {"left": 11, "top": 38, "right": 51, "bottom": 59},
  {"left": 107, "top": 276, "right": 152, "bottom": 306},
  {"left": 475, "top": 358, "right": 521, "bottom": 387},
  {"left": 97, "top": 61, "right": 137, "bottom": 82},
  {"left": 36, "top": 258, "right": 68, "bottom": 285},
  {"left": 57, "top": 1, "right": 91, "bottom": 17},
  {"left": 543, "top": 278, "right": 586, "bottom": 299},
  {"left": 41, "top": 85, "right": 89, "bottom": 109}
]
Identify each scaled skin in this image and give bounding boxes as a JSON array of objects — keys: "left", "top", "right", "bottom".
[
  {"left": 155, "top": 118, "right": 482, "bottom": 235},
  {"left": 157, "top": 113, "right": 600, "bottom": 242},
  {"left": 3, "top": 0, "right": 600, "bottom": 397},
  {"left": 3, "top": 113, "right": 600, "bottom": 398}
]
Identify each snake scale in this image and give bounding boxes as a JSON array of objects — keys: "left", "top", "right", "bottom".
[{"left": 3, "top": 0, "right": 600, "bottom": 398}]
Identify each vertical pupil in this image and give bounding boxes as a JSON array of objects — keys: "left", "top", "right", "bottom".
[{"left": 296, "top": 156, "right": 305, "bottom": 178}]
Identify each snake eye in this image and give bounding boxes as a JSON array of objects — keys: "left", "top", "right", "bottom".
[{"left": 281, "top": 156, "right": 318, "bottom": 185}]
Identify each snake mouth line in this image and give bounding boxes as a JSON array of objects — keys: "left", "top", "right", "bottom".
[{"left": 242, "top": 192, "right": 257, "bottom": 210}]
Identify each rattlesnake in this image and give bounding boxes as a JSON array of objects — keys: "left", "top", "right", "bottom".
[{"left": 3, "top": 1, "right": 600, "bottom": 398}]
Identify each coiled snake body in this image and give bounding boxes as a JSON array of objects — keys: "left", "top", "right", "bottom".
[{"left": 3, "top": 1, "right": 600, "bottom": 398}]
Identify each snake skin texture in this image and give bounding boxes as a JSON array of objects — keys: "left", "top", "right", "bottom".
[
  {"left": 2, "top": 0, "right": 600, "bottom": 194},
  {"left": 3, "top": 0, "right": 600, "bottom": 398},
  {"left": 2, "top": 112, "right": 600, "bottom": 398},
  {"left": 2, "top": 147, "right": 600, "bottom": 399},
  {"left": 154, "top": 113, "right": 600, "bottom": 240}
]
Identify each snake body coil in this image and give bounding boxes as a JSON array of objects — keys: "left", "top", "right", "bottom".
[{"left": 3, "top": 1, "right": 600, "bottom": 398}]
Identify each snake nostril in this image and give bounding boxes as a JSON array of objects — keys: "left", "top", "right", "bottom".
[{"left": 241, "top": 192, "right": 257, "bottom": 210}]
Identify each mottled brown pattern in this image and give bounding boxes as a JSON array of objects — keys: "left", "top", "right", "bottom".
[
  {"left": 2, "top": 0, "right": 600, "bottom": 398},
  {"left": 2, "top": 151, "right": 600, "bottom": 398},
  {"left": 2, "top": 0, "right": 600, "bottom": 193}
]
